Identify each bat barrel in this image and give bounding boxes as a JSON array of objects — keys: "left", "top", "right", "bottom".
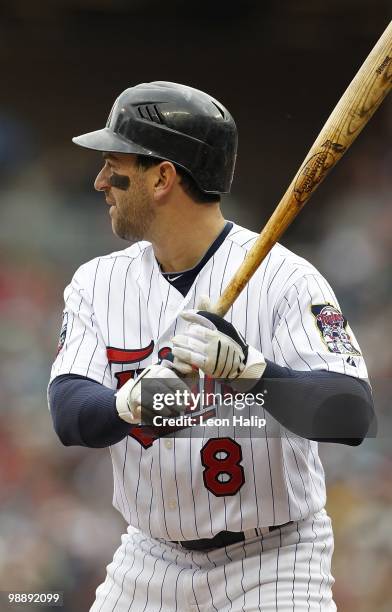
[{"left": 212, "top": 21, "right": 392, "bottom": 318}]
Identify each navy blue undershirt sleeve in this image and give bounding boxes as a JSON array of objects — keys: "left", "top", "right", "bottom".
[
  {"left": 49, "top": 374, "right": 131, "bottom": 448},
  {"left": 253, "top": 360, "right": 376, "bottom": 446},
  {"left": 49, "top": 363, "right": 376, "bottom": 449}
]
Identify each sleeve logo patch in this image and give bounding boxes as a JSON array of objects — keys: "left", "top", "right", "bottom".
[
  {"left": 311, "top": 304, "right": 361, "bottom": 356},
  {"left": 57, "top": 312, "right": 68, "bottom": 355}
]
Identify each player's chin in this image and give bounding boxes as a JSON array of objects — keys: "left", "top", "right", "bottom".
[
  {"left": 112, "top": 223, "right": 127, "bottom": 241},
  {"left": 112, "top": 218, "right": 141, "bottom": 242},
  {"left": 110, "top": 214, "right": 125, "bottom": 238}
]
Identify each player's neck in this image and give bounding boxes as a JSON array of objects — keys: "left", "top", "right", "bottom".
[{"left": 152, "top": 207, "right": 226, "bottom": 273}]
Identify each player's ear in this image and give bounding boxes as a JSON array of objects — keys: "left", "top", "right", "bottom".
[{"left": 151, "top": 161, "right": 177, "bottom": 201}]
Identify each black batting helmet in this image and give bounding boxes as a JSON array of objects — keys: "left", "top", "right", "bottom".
[{"left": 72, "top": 81, "right": 237, "bottom": 194}]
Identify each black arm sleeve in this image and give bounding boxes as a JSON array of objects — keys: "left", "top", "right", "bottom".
[
  {"left": 253, "top": 360, "right": 376, "bottom": 446},
  {"left": 48, "top": 374, "right": 131, "bottom": 448}
]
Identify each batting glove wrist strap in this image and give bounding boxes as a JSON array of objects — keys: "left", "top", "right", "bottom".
[
  {"left": 172, "top": 309, "right": 266, "bottom": 389},
  {"left": 115, "top": 363, "right": 188, "bottom": 425},
  {"left": 235, "top": 344, "right": 267, "bottom": 391},
  {"left": 115, "top": 366, "right": 152, "bottom": 424}
]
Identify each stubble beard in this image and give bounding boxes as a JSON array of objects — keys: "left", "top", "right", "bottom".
[{"left": 112, "top": 177, "right": 155, "bottom": 242}]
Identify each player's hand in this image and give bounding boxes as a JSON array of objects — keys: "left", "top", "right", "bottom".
[
  {"left": 115, "top": 362, "right": 190, "bottom": 425},
  {"left": 172, "top": 296, "right": 266, "bottom": 390}
]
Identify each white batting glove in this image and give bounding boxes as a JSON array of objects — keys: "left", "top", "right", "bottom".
[
  {"left": 115, "top": 362, "right": 190, "bottom": 425},
  {"left": 172, "top": 297, "right": 266, "bottom": 391}
]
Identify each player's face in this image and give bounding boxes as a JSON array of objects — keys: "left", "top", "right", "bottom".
[{"left": 94, "top": 153, "right": 155, "bottom": 241}]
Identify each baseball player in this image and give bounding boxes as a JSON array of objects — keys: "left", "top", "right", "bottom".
[{"left": 48, "top": 82, "right": 374, "bottom": 611}]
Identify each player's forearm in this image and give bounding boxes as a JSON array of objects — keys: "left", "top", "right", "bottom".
[
  {"left": 254, "top": 360, "right": 376, "bottom": 445},
  {"left": 48, "top": 374, "right": 131, "bottom": 448}
]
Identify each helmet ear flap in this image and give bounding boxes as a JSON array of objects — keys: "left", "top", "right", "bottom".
[{"left": 72, "top": 81, "right": 237, "bottom": 195}]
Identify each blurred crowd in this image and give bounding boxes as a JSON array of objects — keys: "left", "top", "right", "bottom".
[{"left": 0, "top": 107, "right": 391, "bottom": 611}]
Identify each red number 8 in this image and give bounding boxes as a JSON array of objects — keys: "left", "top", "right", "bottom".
[{"left": 200, "top": 438, "right": 245, "bottom": 496}]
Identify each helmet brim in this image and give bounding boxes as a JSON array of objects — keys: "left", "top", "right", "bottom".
[{"left": 72, "top": 127, "right": 154, "bottom": 157}]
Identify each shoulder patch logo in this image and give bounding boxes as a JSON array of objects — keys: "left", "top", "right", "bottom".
[
  {"left": 57, "top": 312, "right": 68, "bottom": 355},
  {"left": 311, "top": 304, "right": 361, "bottom": 356}
]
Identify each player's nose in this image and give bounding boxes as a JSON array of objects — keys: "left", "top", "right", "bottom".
[{"left": 94, "top": 166, "right": 110, "bottom": 192}]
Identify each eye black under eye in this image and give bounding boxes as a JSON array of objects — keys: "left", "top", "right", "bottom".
[{"left": 109, "top": 173, "right": 130, "bottom": 190}]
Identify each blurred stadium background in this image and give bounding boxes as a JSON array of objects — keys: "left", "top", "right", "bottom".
[{"left": 0, "top": 1, "right": 391, "bottom": 610}]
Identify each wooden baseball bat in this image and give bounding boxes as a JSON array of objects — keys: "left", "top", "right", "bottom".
[{"left": 211, "top": 21, "right": 392, "bottom": 317}]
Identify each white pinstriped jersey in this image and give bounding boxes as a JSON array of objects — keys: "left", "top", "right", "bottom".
[{"left": 50, "top": 222, "right": 368, "bottom": 540}]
